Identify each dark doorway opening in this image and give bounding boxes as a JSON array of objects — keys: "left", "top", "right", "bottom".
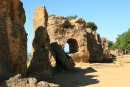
[{"left": 64, "top": 38, "right": 78, "bottom": 53}]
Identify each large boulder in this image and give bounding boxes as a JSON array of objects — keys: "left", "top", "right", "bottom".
[
  {"left": 0, "top": 0, "right": 27, "bottom": 79},
  {"left": 51, "top": 42, "right": 75, "bottom": 71},
  {"left": 1, "top": 74, "right": 59, "bottom": 87}
]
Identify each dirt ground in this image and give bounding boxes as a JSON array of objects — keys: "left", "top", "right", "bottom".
[{"left": 48, "top": 55, "right": 130, "bottom": 87}]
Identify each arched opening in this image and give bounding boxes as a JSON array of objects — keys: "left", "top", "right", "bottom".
[
  {"left": 62, "top": 21, "right": 73, "bottom": 29},
  {"left": 64, "top": 38, "right": 78, "bottom": 53}
]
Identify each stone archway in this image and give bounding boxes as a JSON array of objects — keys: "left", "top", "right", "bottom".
[{"left": 66, "top": 38, "right": 78, "bottom": 53}]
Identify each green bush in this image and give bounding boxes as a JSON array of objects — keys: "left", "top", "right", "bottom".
[
  {"left": 108, "top": 40, "right": 113, "bottom": 49},
  {"left": 65, "top": 15, "right": 77, "bottom": 21},
  {"left": 86, "top": 22, "right": 98, "bottom": 31},
  {"left": 55, "top": 20, "right": 59, "bottom": 25},
  {"left": 48, "top": 14, "right": 56, "bottom": 18}
]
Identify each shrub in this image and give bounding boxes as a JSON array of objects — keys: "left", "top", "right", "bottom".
[
  {"left": 48, "top": 14, "right": 56, "bottom": 18},
  {"left": 86, "top": 22, "right": 98, "bottom": 31},
  {"left": 65, "top": 15, "right": 77, "bottom": 21},
  {"left": 55, "top": 20, "right": 59, "bottom": 25}
]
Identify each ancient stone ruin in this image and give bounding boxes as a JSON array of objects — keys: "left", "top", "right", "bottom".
[
  {"left": 101, "top": 37, "right": 112, "bottom": 58},
  {"left": 47, "top": 17, "right": 89, "bottom": 63},
  {"left": 0, "top": 0, "right": 27, "bottom": 79},
  {"left": 29, "top": 8, "right": 111, "bottom": 81},
  {"left": 27, "top": 6, "right": 52, "bottom": 81},
  {"left": 0, "top": 0, "right": 112, "bottom": 86},
  {"left": 28, "top": 6, "right": 75, "bottom": 81},
  {"left": 47, "top": 16, "right": 105, "bottom": 63}
]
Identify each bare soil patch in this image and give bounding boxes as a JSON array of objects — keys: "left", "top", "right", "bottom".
[{"left": 48, "top": 55, "right": 130, "bottom": 87}]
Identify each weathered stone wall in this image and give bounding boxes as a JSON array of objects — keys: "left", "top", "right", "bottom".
[
  {"left": 0, "top": 0, "right": 27, "bottom": 79},
  {"left": 101, "top": 37, "right": 111, "bottom": 58},
  {"left": 29, "top": 6, "right": 75, "bottom": 78},
  {"left": 31, "top": 6, "right": 50, "bottom": 54},
  {"left": 86, "top": 28, "right": 103, "bottom": 62},
  {"left": 47, "top": 16, "right": 104, "bottom": 63}
]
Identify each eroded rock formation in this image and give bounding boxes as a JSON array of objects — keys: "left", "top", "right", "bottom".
[
  {"left": 47, "top": 16, "right": 89, "bottom": 62},
  {"left": 47, "top": 16, "right": 104, "bottom": 63},
  {"left": 29, "top": 6, "right": 75, "bottom": 80},
  {"left": 0, "top": 0, "right": 27, "bottom": 79},
  {"left": 51, "top": 42, "right": 75, "bottom": 71},
  {"left": 31, "top": 6, "right": 50, "bottom": 54},
  {"left": 86, "top": 28, "right": 103, "bottom": 62},
  {"left": 27, "top": 26, "right": 52, "bottom": 81},
  {"left": 1, "top": 74, "right": 59, "bottom": 87},
  {"left": 101, "top": 37, "right": 111, "bottom": 58},
  {"left": 27, "top": 6, "right": 52, "bottom": 81}
]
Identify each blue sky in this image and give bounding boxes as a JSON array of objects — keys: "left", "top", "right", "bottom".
[{"left": 20, "top": 0, "right": 130, "bottom": 53}]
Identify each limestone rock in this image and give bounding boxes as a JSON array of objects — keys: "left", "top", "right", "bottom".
[
  {"left": 49, "top": 50, "right": 57, "bottom": 71},
  {"left": 27, "top": 26, "right": 52, "bottom": 81},
  {"left": 47, "top": 17, "right": 103, "bottom": 63},
  {"left": 0, "top": 0, "right": 27, "bottom": 79},
  {"left": 33, "top": 6, "right": 48, "bottom": 29},
  {"left": 71, "top": 18, "right": 86, "bottom": 29},
  {"left": 86, "top": 28, "right": 103, "bottom": 62},
  {"left": 32, "top": 6, "right": 50, "bottom": 54},
  {"left": 28, "top": 6, "right": 52, "bottom": 81},
  {"left": 101, "top": 37, "right": 111, "bottom": 58},
  {"left": 37, "top": 81, "right": 59, "bottom": 87},
  {"left": 51, "top": 42, "right": 75, "bottom": 71},
  {"left": 47, "top": 16, "right": 89, "bottom": 63},
  {"left": 2, "top": 74, "right": 59, "bottom": 87}
]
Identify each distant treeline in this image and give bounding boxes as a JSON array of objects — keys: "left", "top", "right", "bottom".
[{"left": 108, "top": 28, "right": 130, "bottom": 53}]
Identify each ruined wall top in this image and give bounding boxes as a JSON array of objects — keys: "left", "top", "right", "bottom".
[
  {"left": 33, "top": 6, "right": 48, "bottom": 30},
  {"left": 48, "top": 16, "right": 86, "bottom": 30}
]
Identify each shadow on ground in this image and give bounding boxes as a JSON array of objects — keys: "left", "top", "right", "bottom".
[
  {"left": 102, "top": 57, "right": 116, "bottom": 63},
  {"left": 48, "top": 67, "right": 99, "bottom": 87},
  {"left": 90, "top": 57, "right": 117, "bottom": 63}
]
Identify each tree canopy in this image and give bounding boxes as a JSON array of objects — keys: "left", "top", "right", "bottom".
[
  {"left": 86, "top": 22, "right": 98, "bottom": 31},
  {"left": 109, "top": 28, "right": 130, "bottom": 51},
  {"left": 108, "top": 40, "right": 113, "bottom": 49}
]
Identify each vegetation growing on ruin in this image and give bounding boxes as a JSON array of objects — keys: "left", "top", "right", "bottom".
[
  {"left": 48, "top": 14, "right": 56, "bottom": 18},
  {"left": 65, "top": 15, "right": 77, "bottom": 21},
  {"left": 55, "top": 20, "right": 59, "bottom": 25},
  {"left": 86, "top": 22, "right": 98, "bottom": 31},
  {"left": 48, "top": 14, "right": 78, "bottom": 21}
]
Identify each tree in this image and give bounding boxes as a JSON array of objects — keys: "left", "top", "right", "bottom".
[
  {"left": 86, "top": 22, "right": 98, "bottom": 31},
  {"left": 108, "top": 40, "right": 113, "bottom": 49},
  {"left": 111, "top": 28, "right": 130, "bottom": 51}
]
